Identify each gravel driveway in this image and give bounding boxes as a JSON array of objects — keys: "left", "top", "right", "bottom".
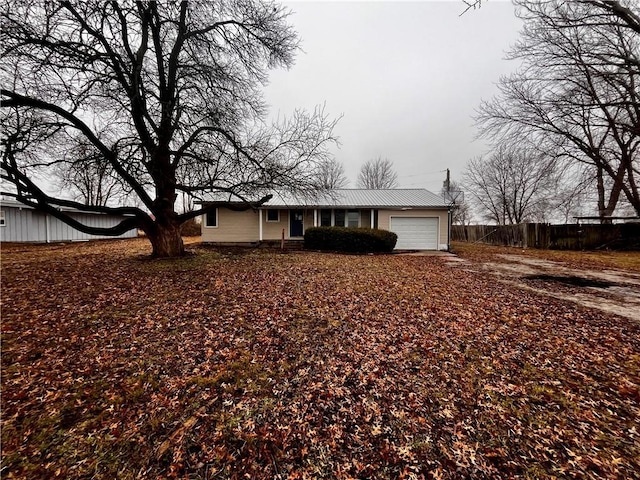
[{"left": 444, "top": 252, "right": 640, "bottom": 322}]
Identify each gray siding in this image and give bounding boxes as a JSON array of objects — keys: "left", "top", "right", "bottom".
[
  {"left": 0, "top": 205, "right": 137, "bottom": 243},
  {"left": 1, "top": 206, "right": 35, "bottom": 242}
]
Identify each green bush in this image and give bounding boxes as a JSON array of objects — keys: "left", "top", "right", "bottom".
[{"left": 304, "top": 227, "right": 397, "bottom": 253}]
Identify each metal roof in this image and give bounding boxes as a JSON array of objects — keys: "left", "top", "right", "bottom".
[
  {"left": 0, "top": 198, "right": 135, "bottom": 215},
  {"left": 200, "top": 189, "right": 449, "bottom": 209},
  {"left": 1, "top": 198, "right": 85, "bottom": 212}
]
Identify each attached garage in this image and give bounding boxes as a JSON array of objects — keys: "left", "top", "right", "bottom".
[
  {"left": 200, "top": 189, "right": 452, "bottom": 250},
  {"left": 390, "top": 216, "right": 439, "bottom": 250}
]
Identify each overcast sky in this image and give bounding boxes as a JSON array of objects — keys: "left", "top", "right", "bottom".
[{"left": 264, "top": 0, "right": 524, "bottom": 192}]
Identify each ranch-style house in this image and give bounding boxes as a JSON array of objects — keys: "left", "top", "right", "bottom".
[{"left": 199, "top": 189, "right": 452, "bottom": 251}]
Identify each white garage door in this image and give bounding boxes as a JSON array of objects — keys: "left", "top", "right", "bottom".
[{"left": 390, "top": 217, "right": 439, "bottom": 250}]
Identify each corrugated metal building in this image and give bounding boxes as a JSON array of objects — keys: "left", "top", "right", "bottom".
[{"left": 0, "top": 199, "right": 138, "bottom": 243}]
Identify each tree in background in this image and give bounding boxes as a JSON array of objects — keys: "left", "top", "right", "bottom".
[
  {"left": 546, "top": 163, "right": 594, "bottom": 223},
  {"left": 356, "top": 157, "right": 398, "bottom": 189},
  {"left": 441, "top": 178, "right": 471, "bottom": 225},
  {"left": 585, "top": 0, "right": 640, "bottom": 36},
  {"left": 315, "top": 158, "right": 349, "bottom": 189},
  {"left": 463, "top": 144, "right": 558, "bottom": 225},
  {"left": 476, "top": 0, "right": 640, "bottom": 222},
  {"left": 56, "top": 160, "right": 121, "bottom": 208},
  {"left": 1, "top": 1, "right": 338, "bottom": 257},
  {"left": 53, "top": 136, "right": 124, "bottom": 207}
]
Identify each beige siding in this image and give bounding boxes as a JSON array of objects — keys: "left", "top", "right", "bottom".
[
  {"left": 201, "top": 208, "right": 258, "bottom": 243},
  {"left": 263, "top": 209, "right": 314, "bottom": 240},
  {"left": 378, "top": 209, "right": 449, "bottom": 249},
  {"left": 201, "top": 207, "right": 449, "bottom": 248},
  {"left": 263, "top": 209, "right": 288, "bottom": 240}
]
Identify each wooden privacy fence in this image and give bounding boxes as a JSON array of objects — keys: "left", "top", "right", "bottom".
[{"left": 451, "top": 223, "right": 640, "bottom": 250}]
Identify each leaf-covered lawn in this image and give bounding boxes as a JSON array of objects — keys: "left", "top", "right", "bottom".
[{"left": 2, "top": 239, "right": 639, "bottom": 479}]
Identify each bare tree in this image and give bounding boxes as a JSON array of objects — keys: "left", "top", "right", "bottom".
[
  {"left": 451, "top": 200, "right": 472, "bottom": 225},
  {"left": 1, "top": 1, "right": 338, "bottom": 257},
  {"left": 552, "top": 164, "right": 596, "bottom": 222},
  {"left": 584, "top": 0, "right": 640, "bottom": 36},
  {"left": 356, "top": 157, "right": 398, "bottom": 189},
  {"left": 53, "top": 137, "right": 124, "bottom": 207},
  {"left": 315, "top": 158, "right": 349, "bottom": 189},
  {"left": 463, "top": 144, "right": 558, "bottom": 225},
  {"left": 460, "top": 0, "right": 484, "bottom": 16},
  {"left": 476, "top": 0, "right": 640, "bottom": 222},
  {"left": 440, "top": 179, "right": 471, "bottom": 225}
]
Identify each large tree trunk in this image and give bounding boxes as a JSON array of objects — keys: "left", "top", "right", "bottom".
[
  {"left": 624, "top": 156, "right": 640, "bottom": 216},
  {"left": 146, "top": 146, "right": 185, "bottom": 257},
  {"left": 147, "top": 221, "right": 185, "bottom": 257},
  {"left": 599, "top": 162, "right": 627, "bottom": 224}
]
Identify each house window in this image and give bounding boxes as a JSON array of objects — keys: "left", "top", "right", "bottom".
[
  {"left": 320, "top": 209, "right": 332, "bottom": 227},
  {"left": 266, "top": 209, "right": 280, "bottom": 222},
  {"left": 205, "top": 208, "right": 218, "bottom": 228},
  {"left": 347, "top": 210, "right": 360, "bottom": 228},
  {"left": 0, "top": 210, "right": 5, "bottom": 227}
]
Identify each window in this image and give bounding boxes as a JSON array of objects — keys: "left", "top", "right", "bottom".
[
  {"left": 0, "top": 210, "right": 5, "bottom": 227},
  {"left": 347, "top": 210, "right": 360, "bottom": 228},
  {"left": 320, "top": 209, "right": 332, "bottom": 227},
  {"left": 266, "top": 209, "right": 279, "bottom": 222},
  {"left": 205, "top": 208, "right": 218, "bottom": 228},
  {"left": 334, "top": 209, "right": 345, "bottom": 227}
]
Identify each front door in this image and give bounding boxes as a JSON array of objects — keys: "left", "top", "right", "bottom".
[{"left": 290, "top": 209, "right": 304, "bottom": 237}]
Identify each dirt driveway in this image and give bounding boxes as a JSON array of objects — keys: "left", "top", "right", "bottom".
[{"left": 446, "top": 246, "right": 640, "bottom": 322}]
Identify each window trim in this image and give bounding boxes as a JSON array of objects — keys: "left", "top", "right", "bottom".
[
  {"left": 266, "top": 209, "right": 280, "bottom": 222},
  {"left": 204, "top": 208, "right": 218, "bottom": 228}
]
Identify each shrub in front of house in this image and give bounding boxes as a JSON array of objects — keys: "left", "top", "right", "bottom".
[{"left": 304, "top": 227, "right": 397, "bottom": 253}]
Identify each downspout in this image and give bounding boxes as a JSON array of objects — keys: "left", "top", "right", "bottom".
[
  {"left": 45, "top": 213, "right": 50, "bottom": 243},
  {"left": 258, "top": 209, "right": 263, "bottom": 242},
  {"left": 447, "top": 208, "right": 452, "bottom": 252}
]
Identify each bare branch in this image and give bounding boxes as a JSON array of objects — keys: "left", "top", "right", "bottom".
[
  {"left": 1, "top": 1, "right": 337, "bottom": 256},
  {"left": 477, "top": 0, "right": 640, "bottom": 220},
  {"left": 357, "top": 157, "right": 398, "bottom": 189}
]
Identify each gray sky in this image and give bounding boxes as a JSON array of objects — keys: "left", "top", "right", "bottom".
[{"left": 264, "top": 0, "right": 523, "bottom": 192}]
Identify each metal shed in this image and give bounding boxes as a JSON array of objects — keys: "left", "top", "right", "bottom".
[{"left": 0, "top": 199, "right": 138, "bottom": 243}]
